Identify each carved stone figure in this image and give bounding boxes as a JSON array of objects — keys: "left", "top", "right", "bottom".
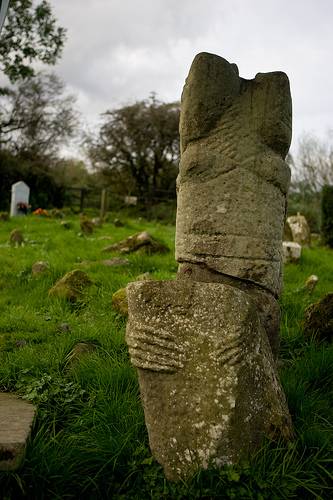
[{"left": 126, "top": 52, "right": 293, "bottom": 479}]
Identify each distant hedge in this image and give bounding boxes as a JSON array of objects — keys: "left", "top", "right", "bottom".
[{"left": 321, "top": 185, "right": 333, "bottom": 247}]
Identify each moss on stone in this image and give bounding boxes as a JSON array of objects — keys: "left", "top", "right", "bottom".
[
  {"left": 103, "top": 231, "right": 169, "bottom": 255},
  {"left": 112, "top": 288, "right": 128, "bottom": 316},
  {"left": 49, "top": 269, "right": 92, "bottom": 302}
]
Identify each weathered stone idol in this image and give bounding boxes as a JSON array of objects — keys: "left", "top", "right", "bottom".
[{"left": 126, "top": 52, "right": 293, "bottom": 480}]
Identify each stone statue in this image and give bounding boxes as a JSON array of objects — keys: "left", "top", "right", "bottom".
[{"left": 126, "top": 53, "right": 293, "bottom": 480}]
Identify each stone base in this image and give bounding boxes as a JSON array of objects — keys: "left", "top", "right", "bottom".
[
  {"left": 0, "top": 393, "right": 36, "bottom": 471},
  {"left": 126, "top": 280, "right": 292, "bottom": 480}
]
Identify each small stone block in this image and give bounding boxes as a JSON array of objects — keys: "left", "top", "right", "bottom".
[{"left": 0, "top": 393, "right": 36, "bottom": 471}]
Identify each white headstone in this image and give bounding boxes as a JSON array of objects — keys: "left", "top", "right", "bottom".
[{"left": 10, "top": 181, "right": 30, "bottom": 217}]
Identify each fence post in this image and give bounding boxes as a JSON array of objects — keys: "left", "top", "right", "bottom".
[
  {"left": 100, "top": 189, "right": 108, "bottom": 219},
  {"left": 80, "top": 189, "right": 86, "bottom": 212}
]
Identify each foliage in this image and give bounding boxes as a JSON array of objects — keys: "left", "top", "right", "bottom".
[
  {"left": 86, "top": 94, "right": 180, "bottom": 203},
  {"left": 0, "top": 0, "right": 66, "bottom": 82},
  {"left": 0, "top": 215, "right": 332, "bottom": 498},
  {"left": 15, "top": 371, "right": 88, "bottom": 422},
  {"left": 321, "top": 185, "right": 333, "bottom": 247},
  {"left": 0, "top": 149, "right": 65, "bottom": 210},
  {"left": 54, "top": 158, "right": 90, "bottom": 190}
]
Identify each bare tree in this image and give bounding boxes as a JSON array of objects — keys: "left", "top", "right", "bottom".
[
  {"left": 288, "top": 132, "right": 333, "bottom": 230},
  {"left": 292, "top": 132, "right": 333, "bottom": 193},
  {"left": 0, "top": 72, "right": 79, "bottom": 158}
]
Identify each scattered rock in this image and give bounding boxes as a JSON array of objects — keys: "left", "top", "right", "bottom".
[
  {"left": 0, "top": 393, "right": 36, "bottom": 471},
  {"left": 9, "top": 229, "right": 24, "bottom": 247},
  {"left": 60, "top": 220, "right": 72, "bottom": 229},
  {"left": 64, "top": 341, "right": 98, "bottom": 368},
  {"left": 103, "top": 231, "right": 169, "bottom": 255},
  {"left": 50, "top": 208, "right": 64, "bottom": 219},
  {"left": 58, "top": 322, "right": 71, "bottom": 333},
  {"left": 303, "top": 293, "right": 333, "bottom": 342},
  {"left": 101, "top": 258, "right": 129, "bottom": 267},
  {"left": 48, "top": 269, "right": 92, "bottom": 302},
  {"left": 0, "top": 212, "right": 9, "bottom": 221},
  {"left": 304, "top": 275, "right": 319, "bottom": 294},
  {"left": 283, "top": 241, "right": 302, "bottom": 263},
  {"left": 80, "top": 217, "right": 94, "bottom": 235},
  {"left": 112, "top": 288, "right": 128, "bottom": 316},
  {"left": 113, "top": 218, "right": 124, "bottom": 227},
  {"left": 15, "top": 340, "right": 27, "bottom": 349},
  {"left": 31, "top": 261, "right": 49, "bottom": 276},
  {"left": 285, "top": 213, "right": 311, "bottom": 246}
]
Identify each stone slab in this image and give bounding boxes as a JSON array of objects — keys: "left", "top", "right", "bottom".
[{"left": 0, "top": 393, "right": 36, "bottom": 471}]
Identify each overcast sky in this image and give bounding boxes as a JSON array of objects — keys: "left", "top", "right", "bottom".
[{"left": 50, "top": 0, "right": 332, "bottom": 154}]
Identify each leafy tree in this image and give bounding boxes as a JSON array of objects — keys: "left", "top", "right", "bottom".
[
  {"left": 0, "top": 0, "right": 66, "bottom": 82},
  {"left": 54, "top": 158, "right": 90, "bottom": 189},
  {"left": 87, "top": 95, "right": 180, "bottom": 202},
  {"left": 0, "top": 149, "right": 65, "bottom": 210},
  {"left": 321, "top": 185, "right": 333, "bottom": 247},
  {"left": 0, "top": 72, "right": 79, "bottom": 158}
]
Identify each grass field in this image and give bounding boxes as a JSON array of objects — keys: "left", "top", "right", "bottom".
[{"left": 0, "top": 213, "right": 332, "bottom": 499}]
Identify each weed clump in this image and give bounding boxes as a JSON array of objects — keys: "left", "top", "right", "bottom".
[{"left": 321, "top": 185, "right": 333, "bottom": 247}]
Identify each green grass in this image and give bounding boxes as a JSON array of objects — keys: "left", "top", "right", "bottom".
[{"left": 0, "top": 214, "right": 332, "bottom": 499}]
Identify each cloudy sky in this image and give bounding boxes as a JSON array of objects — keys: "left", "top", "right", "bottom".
[{"left": 50, "top": 0, "right": 332, "bottom": 153}]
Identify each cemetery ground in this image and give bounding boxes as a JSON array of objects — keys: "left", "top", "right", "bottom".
[{"left": 0, "top": 213, "right": 332, "bottom": 499}]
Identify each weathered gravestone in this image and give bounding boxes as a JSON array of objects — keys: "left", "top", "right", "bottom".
[
  {"left": 282, "top": 241, "right": 302, "bottom": 264},
  {"left": 284, "top": 213, "right": 311, "bottom": 246},
  {"left": 126, "top": 52, "right": 293, "bottom": 480},
  {"left": 10, "top": 181, "right": 30, "bottom": 217}
]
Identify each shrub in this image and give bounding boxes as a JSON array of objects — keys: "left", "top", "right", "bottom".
[{"left": 321, "top": 185, "right": 333, "bottom": 247}]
